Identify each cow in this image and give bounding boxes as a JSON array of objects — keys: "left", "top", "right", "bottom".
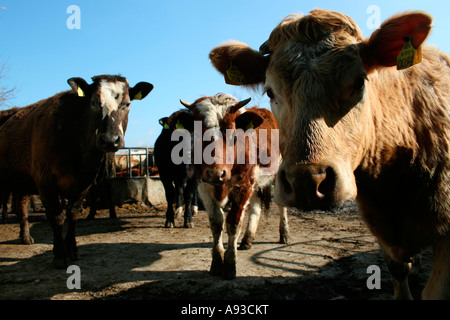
[
  {"left": 177, "top": 93, "right": 289, "bottom": 279},
  {"left": 154, "top": 111, "right": 199, "bottom": 228},
  {"left": 0, "top": 75, "right": 153, "bottom": 268},
  {"left": 209, "top": 9, "right": 450, "bottom": 299}
]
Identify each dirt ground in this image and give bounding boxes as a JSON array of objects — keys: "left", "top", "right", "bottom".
[{"left": 0, "top": 201, "right": 432, "bottom": 301}]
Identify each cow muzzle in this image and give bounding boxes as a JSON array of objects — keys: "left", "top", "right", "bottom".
[
  {"left": 274, "top": 160, "right": 357, "bottom": 211},
  {"left": 202, "top": 166, "right": 231, "bottom": 186},
  {"left": 98, "top": 133, "right": 124, "bottom": 152}
]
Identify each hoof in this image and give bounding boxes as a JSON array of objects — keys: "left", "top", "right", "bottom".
[
  {"left": 238, "top": 243, "right": 252, "bottom": 250},
  {"left": 184, "top": 221, "right": 194, "bottom": 228},
  {"left": 165, "top": 220, "right": 174, "bottom": 228},
  {"left": 21, "top": 235, "right": 34, "bottom": 245},
  {"left": 279, "top": 235, "right": 290, "bottom": 244}
]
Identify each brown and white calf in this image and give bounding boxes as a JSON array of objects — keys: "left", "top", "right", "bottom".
[
  {"left": 177, "top": 94, "right": 289, "bottom": 279},
  {"left": 210, "top": 10, "right": 450, "bottom": 299},
  {"left": 0, "top": 75, "right": 153, "bottom": 268}
]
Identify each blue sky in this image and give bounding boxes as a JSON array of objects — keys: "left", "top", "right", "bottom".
[{"left": 1, "top": 0, "right": 449, "bottom": 147}]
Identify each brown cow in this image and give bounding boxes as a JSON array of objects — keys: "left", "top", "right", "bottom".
[
  {"left": 178, "top": 94, "right": 289, "bottom": 279},
  {"left": 0, "top": 75, "right": 153, "bottom": 268},
  {"left": 209, "top": 10, "right": 450, "bottom": 299}
]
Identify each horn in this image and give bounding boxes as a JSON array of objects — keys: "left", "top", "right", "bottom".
[
  {"left": 180, "top": 99, "right": 193, "bottom": 109},
  {"left": 230, "top": 98, "right": 252, "bottom": 114}
]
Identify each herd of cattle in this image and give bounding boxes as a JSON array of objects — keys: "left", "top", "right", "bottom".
[{"left": 0, "top": 9, "right": 449, "bottom": 300}]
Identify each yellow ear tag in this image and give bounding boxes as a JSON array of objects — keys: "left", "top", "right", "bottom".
[
  {"left": 226, "top": 61, "right": 246, "bottom": 85},
  {"left": 175, "top": 120, "right": 184, "bottom": 130},
  {"left": 134, "top": 91, "right": 143, "bottom": 100},
  {"left": 163, "top": 123, "right": 170, "bottom": 129},
  {"left": 245, "top": 121, "right": 254, "bottom": 131},
  {"left": 77, "top": 87, "right": 85, "bottom": 97},
  {"left": 397, "top": 36, "right": 422, "bottom": 70}
]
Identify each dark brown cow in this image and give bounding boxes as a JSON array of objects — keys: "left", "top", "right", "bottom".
[
  {"left": 209, "top": 10, "right": 450, "bottom": 299},
  {"left": 154, "top": 112, "right": 199, "bottom": 228},
  {"left": 0, "top": 75, "right": 153, "bottom": 268},
  {"left": 178, "top": 93, "right": 289, "bottom": 279}
]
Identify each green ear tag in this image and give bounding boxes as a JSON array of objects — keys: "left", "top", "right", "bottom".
[
  {"left": 134, "top": 91, "right": 143, "bottom": 100},
  {"left": 397, "top": 36, "right": 422, "bottom": 70},
  {"left": 163, "top": 123, "right": 170, "bottom": 129},
  {"left": 226, "top": 61, "right": 246, "bottom": 85},
  {"left": 77, "top": 87, "right": 85, "bottom": 97},
  {"left": 175, "top": 120, "right": 184, "bottom": 130},
  {"left": 246, "top": 121, "right": 254, "bottom": 131}
]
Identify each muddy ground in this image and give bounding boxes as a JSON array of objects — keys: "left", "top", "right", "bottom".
[{"left": 0, "top": 201, "right": 432, "bottom": 301}]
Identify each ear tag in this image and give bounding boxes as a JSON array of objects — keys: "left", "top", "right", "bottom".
[
  {"left": 226, "top": 61, "right": 246, "bottom": 85},
  {"left": 245, "top": 121, "right": 254, "bottom": 131},
  {"left": 397, "top": 36, "right": 422, "bottom": 70},
  {"left": 163, "top": 123, "right": 170, "bottom": 130},
  {"left": 175, "top": 120, "right": 184, "bottom": 130},
  {"left": 77, "top": 87, "right": 85, "bottom": 97},
  {"left": 134, "top": 91, "right": 143, "bottom": 100}
]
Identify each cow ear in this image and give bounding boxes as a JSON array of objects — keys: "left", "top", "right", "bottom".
[
  {"left": 68, "top": 77, "right": 89, "bottom": 97},
  {"left": 235, "top": 111, "right": 264, "bottom": 131},
  {"left": 130, "top": 82, "right": 154, "bottom": 100},
  {"left": 159, "top": 117, "right": 170, "bottom": 129},
  {"left": 209, "top": 41, "right": 268, "bottom": 86},
  {"left": 360, "top": 12, "right": 432, "bottom": 71}
]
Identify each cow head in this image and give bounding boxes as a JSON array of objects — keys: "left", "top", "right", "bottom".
[
  {"left": 210, "top": 9, "right": 432, "bottom": 210},
  {"left": 179, "top": 94, "right": 260, "bottom": 186},
  {"left": 68, "top": 75, "right": 153, "bottom": 153}
]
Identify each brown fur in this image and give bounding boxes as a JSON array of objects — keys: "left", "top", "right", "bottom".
[
  {"left": 178, "top": 94, "right": 288, "bottom": 279},
  {"left": 209, "top": 9, "right": 449, "bottom": 299},
  {"left": 0, "top": 76, "right": 152, "bottom": 267}
]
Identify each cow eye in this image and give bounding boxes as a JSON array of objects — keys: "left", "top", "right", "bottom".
[
  {"left": 266, "top": 89, "right": 275, "bottom": 100},
  {"left": 353, "top": 75, "right": 367, "bottom": 92},
  {"left": 126, "top": 103, "right": 131, "bottom": 107}
]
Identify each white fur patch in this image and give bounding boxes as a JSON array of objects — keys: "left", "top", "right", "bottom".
[
  {"left": 195, "top": 94, "right": 239, "bottom": 129},
  {"left": 99, "top": 80, "right": 126, "bottom": 119}
]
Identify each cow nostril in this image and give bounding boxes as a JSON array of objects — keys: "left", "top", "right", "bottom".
[
  {"left": 113, "top": 136, "right": 121, "bottom": 147},
  {"left": 220, "top": 170, "right": 227, "bottom": 179},
  {"left": 316, "top": 167, "right": 336, "bottom": 199}
]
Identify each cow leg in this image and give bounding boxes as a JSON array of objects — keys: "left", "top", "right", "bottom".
[
  {"left": 278, "top": 205, "right": 290, "bottom": 244},
  {"left": 200, "top": 183, "right": 225, "bottom": 276},
  {"left": 86, "top": 193, "right": 97, "bottom": 220},
  {"left": 174, "top": 182, "right": 184, "bottom": 219},
  {"left": 40, "top": 189, "right": 67, "bottom": 269},
  {"left": 191, "top": 182, "right": 199, "bottom": 217},
  {"left": 422, "top": 235, "right": 450, "bottom": 300},
  {"left": 106, "top": 179, "right": 116, "bottom": 219},
  {"left": 208, "top": 206, "right": 225, "bottom": 277},
  {"left": 161, "top": 179, "right": 176, "bottom": 228},
  {"left": 65, "top": 199, "right": 82, "bottom": 262},
  {"left": 239, "top": 195, "right": 262, "bottom": 250},
  {"left": 224, "top": 188, "right": 252, "bottom": 280},
  {"left": 380, "top": 244, "right": 413, "bottom": 300},
  {"left": 183, "top": 179, "right": 196, "bottom": 228},
  {"left": 224, "top": 202, "right": 247, "bottom": 280},
  {"left": 15, "top": 194, "right": 34, "bottom": 245}
]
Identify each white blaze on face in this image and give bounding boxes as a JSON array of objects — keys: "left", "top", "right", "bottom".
[
  {"left": 99, "top": 80, "right": 127, "bottom": 119},
  {"left": 195, "top": 94, "right": 238, "bottom": 129}
]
